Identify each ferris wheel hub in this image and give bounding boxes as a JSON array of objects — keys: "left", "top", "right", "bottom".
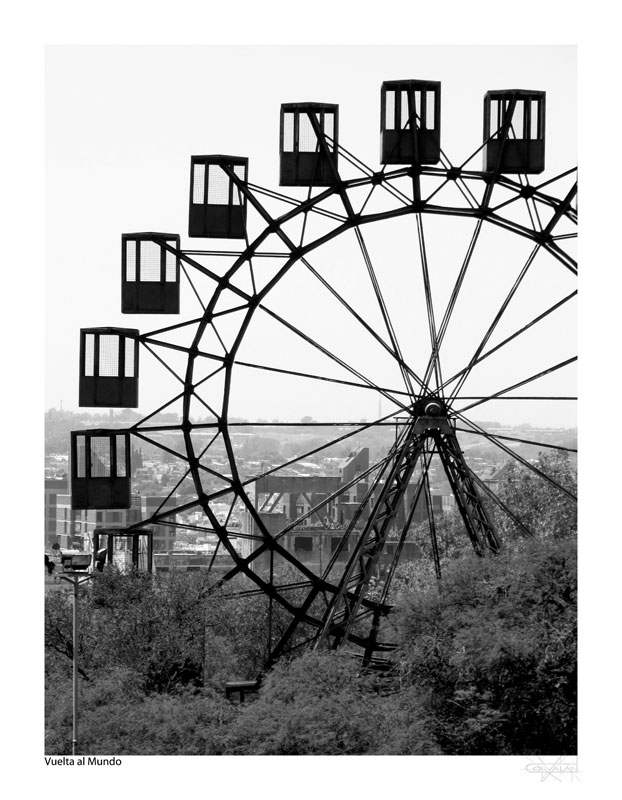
[
  {"left": 424, "top": 400, "right": 443, "bottom": 417},
  {"left": 412, "top": 396, "right": 447, "bottom": 418}
]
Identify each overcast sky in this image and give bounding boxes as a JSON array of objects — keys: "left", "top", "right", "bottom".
[{"left": 46, "top": 45, "right": 577, "bottom": 427}]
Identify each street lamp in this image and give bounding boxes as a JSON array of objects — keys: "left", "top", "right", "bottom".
[{"left": 55, "top": 554, "right": 96, "bottom": 756}]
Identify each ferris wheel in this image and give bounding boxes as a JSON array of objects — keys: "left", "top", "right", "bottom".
[{"left": 70, "top": 80, "right": 577, "bottom": 668}]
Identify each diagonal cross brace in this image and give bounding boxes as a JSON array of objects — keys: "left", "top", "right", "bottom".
[
  {"left": 433, "top": 429, "right": 500, "bottom": 554},
  {"left": 315, "top": 421, "right": 427, "bottom": 650},
  {"left": 316, "top": 416, "right": 500, "bottom": 658}
]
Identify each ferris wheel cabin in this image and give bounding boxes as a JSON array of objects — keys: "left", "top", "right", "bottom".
[
  {"left": 71, "top": 431, "right": 131, "bottom": 509},
  {"left": 188, "top": 155, "right": 248, "bottom": 239},
  {"left": 121, "top": 233, "right": 180, "bottom": 314},
  {"left": 483, "top": 90, "right": 546, "bottom": 174},
  {"left": 280, "top": 103, "right": 339, "bottom": 186},
  {"left": 380, "top": 80, "right": 441, "bottom": 165},
  {"left": 79, "top": 327, "right": 139, "bottom": 408},
  {"left": 93, "top": 528, "right": 154, "bottom": 572}
]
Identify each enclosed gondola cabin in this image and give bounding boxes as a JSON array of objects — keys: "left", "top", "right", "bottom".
[
  {"left": 380, "top": 80, "right": 441, "bottom": 165},
  {"left": 122, "top": 233, "right": 180, "bottom": 314},
  {"left": 79, "top": 328, "right": 139, "bottom": 408},
  {"left": 71, "top": 431, "right": 131, "bottom": 509},
  {"left": 93, "top": 528, "right": 154, "bottom": 573},
  {"left": 483, "top": 90, "right": 546, "bottom": 174},
  {"left": 280, "top": 103, "right": 339, "bottom": 186},
  {"left": 189, "top": 156, "right": 248, "bottom": 239}
]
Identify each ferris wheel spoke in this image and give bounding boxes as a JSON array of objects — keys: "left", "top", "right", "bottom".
[
  {"left": 300, "top": 255, "right": 423, "bottom": 389},
  {"left": 465, "top": 467, "right": 536, "bottom": 539},
  {"left": 423, "top": 219, "right": 485, "bottom": 389},
  {"left": 451, "top": 395, "right": 576, "bottom": 401},
  {"left": 454, "top": 355, "right": 577, "bottom": 415},
  {"left": 233, "top": 358, "right": 410, "bottom": 398},
  {"left": 257, "top": 303, "right": 413, "bottom": 414},
  {"left": 544, "top": 242, "right": 577, "bottom": 274},
  {"left": 353, "top": 226, "right": 418, "bottom": 399},
  {"left": 454, "top": 413, "right": 577, "bottom": 500},
  {"left": 439, "top": 289, "right": 577, "bottom": 394},
  {"left": 447, "top": 243, "right": 542, "bottom": 402},
  {"left": 412, "top": 212, "right": 444, "bottom": 394},
  {"left": 453, "top": 425, "right": 576, "bottom": 453}
]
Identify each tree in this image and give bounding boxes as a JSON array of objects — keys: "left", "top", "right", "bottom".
[
  {"left": 390, "top": 537, "right": 577, "bottom": 754},
  {"left": 222, "top": 650, "right": 437, "bottom": 755},
  {"left": 493, "top": 451, "right": 577, "bottom": 541},
  {"left": 45, "top": 503, "right": 576, "bottom": 754},
  {"left": 45, "top": 668, "right": 235, "bottom": 755}
]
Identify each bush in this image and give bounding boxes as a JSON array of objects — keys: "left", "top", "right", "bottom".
[{"left": 391, "top": 538, "right": 577, "bottom": 754}]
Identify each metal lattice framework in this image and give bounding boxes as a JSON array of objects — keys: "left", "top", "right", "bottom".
[{"left": 72, "top": 84, "right": 577, "bottom": 671}]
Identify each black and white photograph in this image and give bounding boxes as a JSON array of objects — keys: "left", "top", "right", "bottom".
[
  {"left": 42, "top": 40, "right": 578, "bottom": 761},
  {"left": 4, "top": 3, "right": 611, "bottom": 792}
]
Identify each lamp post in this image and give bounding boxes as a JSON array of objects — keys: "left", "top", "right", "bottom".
[{"left": 56, "top": 553, "right": 95, "bottom": 756}]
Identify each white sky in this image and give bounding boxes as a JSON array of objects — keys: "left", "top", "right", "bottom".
[{"left": 46, "top": 44, "right": 577, "bottom": 427}]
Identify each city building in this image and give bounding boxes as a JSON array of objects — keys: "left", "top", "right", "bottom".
[
  {"left": 51, "top": 493, "right": 178, "bottom": 555},
  {"left": 45, "top": 477, "right": 68, "bottom": 546},
  {"left": 238, "top": 448, "right": 442, "bottom": 573}
]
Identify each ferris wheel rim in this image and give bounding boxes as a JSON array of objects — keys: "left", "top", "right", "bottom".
[{"left": 164, "top": 156, "right": 576, "bottom": 613}]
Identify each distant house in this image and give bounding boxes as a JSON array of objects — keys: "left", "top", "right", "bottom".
[
  {"left": 484, "top": 462, "right": 514, "bottom": 495},
  {"left": 237, "top": 447, "right": 438, "bottom": 572},
  {"left": 44, "top": 477, "right": 68, "bottom": 546},
  {"left": 52, "top": 493, "right": 178, "bottom": 553}
]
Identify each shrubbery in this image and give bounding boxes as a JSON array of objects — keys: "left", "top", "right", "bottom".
[{"left": 45, "top": 450, "right": 577, "bottom": 755}]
